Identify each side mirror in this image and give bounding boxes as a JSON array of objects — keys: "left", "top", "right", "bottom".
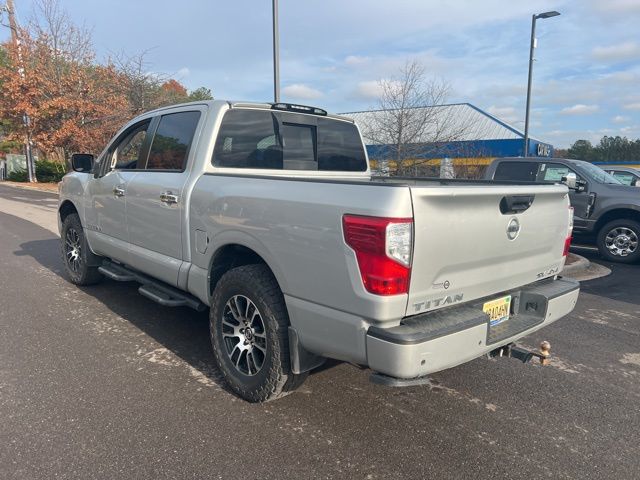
[
  {"left": 561, "top": 172, "right": 577, "bottom": 189},
  {"left": 71, "top": 153, "right": 94, "bottom": 173}
]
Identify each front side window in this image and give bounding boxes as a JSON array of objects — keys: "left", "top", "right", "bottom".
[
  {"left": 212, "top": 109, "right": 367, "bottom": 172},
  {"left": 146, "top": 111, "right": 201, "bottom": 171},
  {"left": 109, "top": 121, "right": 150, "bottom": 170}
]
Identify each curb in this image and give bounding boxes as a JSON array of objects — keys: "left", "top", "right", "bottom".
[
  {"left": 0, "top": 181, "right": 59, "bottom": 194},
  {"left": 562, "top": 253, "right": 590, "bottom": 275}
]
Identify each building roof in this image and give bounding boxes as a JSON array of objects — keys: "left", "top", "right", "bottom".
[{"left": 341, "top": 103, "right": 539, "bottom": 144}]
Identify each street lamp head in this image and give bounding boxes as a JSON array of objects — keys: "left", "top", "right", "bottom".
[{"left": 536, "top": 11, "right": 560, "bottom": 19}]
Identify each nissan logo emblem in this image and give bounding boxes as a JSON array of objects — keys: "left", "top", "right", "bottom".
[{"left": 507, "top": 218, "right": 521, "bottom": 240}]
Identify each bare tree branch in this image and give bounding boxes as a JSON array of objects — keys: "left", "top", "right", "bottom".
[
  {"left": 360, "top": 60, "right": 473, "bottom": 176},
  {"left": 29, "top": 0, "right": 93, "bottom": 66},
  {"left": 111, "top": 49, "right": 169, "bottom": 114}
]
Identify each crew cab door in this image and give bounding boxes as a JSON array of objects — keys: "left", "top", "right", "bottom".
[
  {"left": 124, "top": 109, "right": 203, "bottom": 286},
  {"left": 84, "top": 119, "right": 152, "bottom": 263}
]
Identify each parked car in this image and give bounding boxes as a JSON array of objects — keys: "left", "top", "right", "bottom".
[
  {"left": 58, "top": 101, "right": 579, "bottom": 402},
  {"left": 485, "top": 157, "right": 640, "bottom": 263},
  {"left": 602, "top": 166, "right": 640, "bottom": 187}
]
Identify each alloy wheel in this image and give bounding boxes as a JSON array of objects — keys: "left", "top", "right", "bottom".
[
  {"left": 65, "top": 227, "right": 82, "bottom": 272},
  {"left": 221, "top": 295, "right": 267, "bottom": 376}
]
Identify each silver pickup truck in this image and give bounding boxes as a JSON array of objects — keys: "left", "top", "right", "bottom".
[{"left": 58, "top": 100, "right": 580, "bottom": 402}]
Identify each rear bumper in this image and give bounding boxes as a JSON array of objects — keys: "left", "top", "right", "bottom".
[{"left": 366, "top": 277, "right": 580, "bottom": 379}]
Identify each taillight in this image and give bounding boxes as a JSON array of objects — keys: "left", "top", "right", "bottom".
[
  {"left": 563, "top": 206, "right": 574, "bottom": 257},
  {"left": 342, "top": 215, "right": 413, "bottom": 295}
]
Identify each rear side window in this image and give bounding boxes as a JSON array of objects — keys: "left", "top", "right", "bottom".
[
  {"left": 493, "top": 161, "right": 538, "bottom": 182},
  {"left": 212, "top": 109, "right": 367, "bottom": 172},
  {"left": 146, "top": 111, "right": 201, "bottom": 171}
]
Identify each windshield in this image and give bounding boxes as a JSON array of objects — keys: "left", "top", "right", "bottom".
[{"left": 574, "top": 161, "right": 622, "bottom": 184}]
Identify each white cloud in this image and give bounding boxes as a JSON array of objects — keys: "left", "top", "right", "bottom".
[
  {"left": 624, "top": 102, "right": 640, "bottom": 111},
  {"left": 612, "top": 115, "right": 629, "bottom": 124},
  {"left": 620, "top": 125, "right": 640, "bottom": 135},
  {"left": 486, "top": 105, "right": 519, "bottom": 123},
  {"left": 592, "top": 42, "right": 640, "bottom": 62},
  {"left": 282, "top": 84, "right": 323, "bottom": 100},
  {"left": 344, "top": 55, "right": 370, "bottom": 66},
  {"left": 354, "top": 80, "right": 382, "bottom": 99},
  {"left": 560, "top": 104, "right": 599, "bottom": 115},
  {"left": 176, "top": 67, "right": 190, "bottom": 78},
  {"left": 591, "top": 0, "right": 640, "bottom": 14}
]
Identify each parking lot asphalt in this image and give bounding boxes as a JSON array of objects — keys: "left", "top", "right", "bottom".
[{"left": 1, "top": 183, "right": 639, "bottom": 480}]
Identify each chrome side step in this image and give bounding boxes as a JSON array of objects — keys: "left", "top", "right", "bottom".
[{"left": 99, "top": 260, "right": 206, "bottom": 311}]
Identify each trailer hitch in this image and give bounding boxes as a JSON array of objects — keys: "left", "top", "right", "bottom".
[{"left": 489, "top": 341, "right": 551, "bottom": 366}]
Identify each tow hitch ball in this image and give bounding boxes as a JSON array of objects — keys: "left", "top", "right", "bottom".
[{"left": 489, "top": 341, "right": 551, "bottom": 366}]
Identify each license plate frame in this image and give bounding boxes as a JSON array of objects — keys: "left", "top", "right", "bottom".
[{"left": 483, "top": 295, "right": 512, "bottom": 327}]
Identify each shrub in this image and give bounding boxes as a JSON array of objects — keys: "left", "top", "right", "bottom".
[
  {"left": 8, "top": 169, "right": 28, "bottom": 182},
  {"left": 35, "top": 159, "right": 67, "bottom": 182},
  {"left": 5, "top": 160, "right": 67, "bottom": 183}
]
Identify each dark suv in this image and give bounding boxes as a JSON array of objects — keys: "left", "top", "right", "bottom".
[{"left": 485, "top": 157, "right": 640, "bottom": 263}]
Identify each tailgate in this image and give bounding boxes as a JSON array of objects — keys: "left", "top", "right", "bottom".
[{"left": 406, "top": 184, "right": 570, "bottom": 317}]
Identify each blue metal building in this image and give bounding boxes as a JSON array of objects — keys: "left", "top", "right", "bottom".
[{"left": 342, "top": 103, "right": 554, "bottom": 162}]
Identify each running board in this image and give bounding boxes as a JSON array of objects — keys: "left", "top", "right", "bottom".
[
  {"left": 98, "top": 262, "right": 136, "bottom": 281},
  {"left": 98, "top": 260, "right": 206, "bottom": 311}
]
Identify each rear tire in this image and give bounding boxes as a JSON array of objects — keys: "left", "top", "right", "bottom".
[
  {"left": 60, "top": 213, "right": 104, "bottom": 285},
  {"left": 596, "top": 219, "right": 640, "bottom": 264},
  {"left": 210, "top": 264, "right": 307, "bottom": 402}
]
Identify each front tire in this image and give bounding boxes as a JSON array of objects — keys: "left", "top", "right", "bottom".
[
  {"left": 210, "top": 264, "right": 307, "bottom": 402},
  {"left": 596, "top": 219, "right": 640, "bottom": 264},
  {"left": 60, "top": 213, "right": 104, "bottom": 285}
]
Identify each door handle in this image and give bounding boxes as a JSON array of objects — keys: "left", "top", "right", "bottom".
[
  {"left": 160, "top": 191, "right": 179, "bottom": 205},
  {"left": 113, "top": 185, "right": 125, "bottom": 197}
]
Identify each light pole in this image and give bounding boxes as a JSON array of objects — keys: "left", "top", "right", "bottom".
[
  {"left": 272, "top": 0, "right": 280, "bottom": 103},
  {"left": 523, "top": 10, "right": 560, "bottom": 157}
]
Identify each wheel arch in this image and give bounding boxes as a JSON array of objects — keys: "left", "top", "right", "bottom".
[
  {"left": 594, "top": 208, "right": 640, "bottom": 233},
  {"left": 59, "top": 200, "right": 79, "bottom": 223},
  {"left": 207, "top": 242, "right": 285, "bottom": 300}
]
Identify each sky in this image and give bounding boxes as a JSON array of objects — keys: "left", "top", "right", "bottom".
[{"left": 3, "top": 0, "right": 640, "bottom": 148}]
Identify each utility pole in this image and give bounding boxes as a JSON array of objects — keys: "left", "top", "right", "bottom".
[
  {"left": 272, "top": 0, "right": 280, "bottom": 103},
  {"left": 4, "top": 0, "right": 37, "bottom": 182}
]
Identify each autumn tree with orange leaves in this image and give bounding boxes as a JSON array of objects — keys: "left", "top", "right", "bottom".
[
  {"left": 0, "top": 0, "right": 212, "bottom": 168},
  {"left": 0, "top": 29, "right": 130, "bottom": 162}
]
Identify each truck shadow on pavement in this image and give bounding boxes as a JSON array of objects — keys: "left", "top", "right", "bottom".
[{"left": 15, "top": 234, "right": 341, "bottom": 396}]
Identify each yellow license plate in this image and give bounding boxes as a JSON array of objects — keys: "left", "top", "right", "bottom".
[{"left": 483, "top": 295, "right": 512, "bottom": 326}]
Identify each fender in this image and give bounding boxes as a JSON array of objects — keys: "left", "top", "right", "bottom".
[{"left": 204, "top": 229, "right": 290, "bottom": 295}]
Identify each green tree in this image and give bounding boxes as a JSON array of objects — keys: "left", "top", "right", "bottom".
[
  {"left": 566, "top": 140, "right": 594, "bottom": 161},
  {"left": 188, "top": 87, "right": 213, "bottom": 101},
  {"left": 593, "top": 136, "right": 639, "bottom": 161}
]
